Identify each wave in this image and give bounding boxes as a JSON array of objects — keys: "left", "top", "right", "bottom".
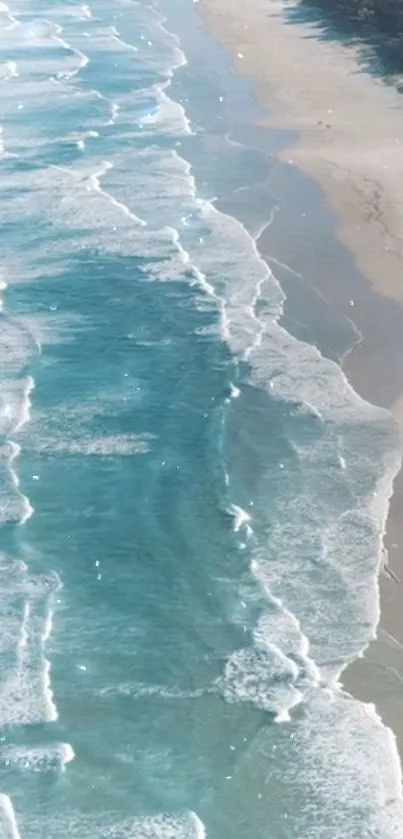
[
  {"left": 0, "top": 0, "right": 401, "bottom": 833},
  {"left": 4, "top": 0, "right": 398, "bottom": 719}
]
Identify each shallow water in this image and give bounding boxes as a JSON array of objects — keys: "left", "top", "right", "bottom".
[{"left": 0, "top": 0, "right": 402, "bottom": 836}]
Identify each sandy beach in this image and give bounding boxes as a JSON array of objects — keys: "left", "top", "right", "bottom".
[{"left": 199, "top": 0, "right": 403, "bottom": 752}]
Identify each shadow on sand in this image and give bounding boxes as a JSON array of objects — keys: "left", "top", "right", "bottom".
[{"left": 282, "top": 0, "right": 403, "bottom": 88}]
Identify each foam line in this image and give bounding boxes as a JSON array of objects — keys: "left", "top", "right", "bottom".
[
  {"left": 13, "top": 376, "right": 34, "bottom": 433},
  {"left": 17, "top": 600, "right": 29, "bottom": 657},
  {"left": 165, "top": 224, "right": 230, "bottom": 339},
  {"left": 41, "top": 588, "right": 61, "bottom": 722},
  {"left": 107, "top": 102, "right": 120, "bottom": 126},
  {"left": 8, "top": 378, "right": 35, "bottom": 525},
  {"left": 89, "top": 161, "right": 147, "bottom": 226},
  {"left": 52, "top": 23, "right": 89, "bottom": 79},
  {"left": 228, "top": 503, "right": 252, "bottom": 536},
  {"left": 110, "top": 26, "right": 139, "bottom": 53},
  {"left": 0, "top": 2, "right": 19, "bottom": 27},
  {"left": 49, "top": 161, "right": 147, "bottom": 227},
  {"left": 2, "top": 60, "right": 18, "bottom": 81},
  {"left": 7, "top": 573, "right": 61, "bottom": 725},
  {"left": 190, "top": 812, "right": 206, "bottom": 839},
  {"left": 0, "top": 795, "right": 21, "bottom": 839}
]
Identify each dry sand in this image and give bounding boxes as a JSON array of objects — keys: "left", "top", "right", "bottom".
[{"left": 199, "top": 0, "right": 403, "bottom": 750}]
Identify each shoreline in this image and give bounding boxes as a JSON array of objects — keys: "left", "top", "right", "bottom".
[{"left": 198, "top": 1, "right": 403, "bottom": 752}]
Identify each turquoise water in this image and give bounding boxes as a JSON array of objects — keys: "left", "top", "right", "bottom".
[{"left": 0, "top": 0, "right": 403, "bottom": 836}]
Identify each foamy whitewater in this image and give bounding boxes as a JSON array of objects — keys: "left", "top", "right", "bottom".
[{"left": 0, "top": 0, "right": 402, "bottom": 835}]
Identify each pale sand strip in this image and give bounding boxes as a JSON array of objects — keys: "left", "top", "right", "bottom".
[{"left": 199, "top": 0, "right": 403, "bottom": 747}]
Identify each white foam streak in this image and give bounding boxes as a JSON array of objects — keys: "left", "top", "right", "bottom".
[
  {"left": 89, "top": 161, "right": 147, "bottom": 226},
  {"left": 0, "top": 794, "right": 21, "bottom": 839},
  {"left": 111, "top": 26, "right": 139, "bottom": 53},
  {"left": 229, "top": 503, "right": 252, "bottom": 535},
  {"left": 2, "top": 61, "right": 18, "bottom": 81},
  {"left": 166, "top": 223, "right": 230, "bottom": 339},
  {"left": 17, "top": 600, "right": 29, "bottom": 656},
  {"left": 0, "top": 2, "right": 19, "bottom": 27},
  {"left": 0, "top": 568, "right": 62, "bottom": 725},
  {"left": 18, "top": 496, "right": 34, "bottom": 525},
  {"left": 41, "top": 587, "right": 61, "bottom": 723},
  {"left": 107, "top": 101, "right": 120, "bottom": 126},
  {"left": 13, "top": 375, "right": 34, "bottom": 433},
  {"left": 52, "top": 22, "right": 89, "bottom": 80},
  {"left": 7, "top": 377, "right": 35, "bottom": 524},
  {"left": 229, "top": 382, "right": 241, "bottom": 399},
  {"left": 190, "top": 812, "right": 206, "bottom": 839},
  {"left": 43, "top": 659, "right": 58, "bottom": 722},
  {"left": 65, "top": 129, "right": 99, "bottom": 150},
  {"left": 0, "top": 264, "right": 58, "bottom": 733},
  {"left": 20, "top": 809, "right": 206, "bottom": 839}
]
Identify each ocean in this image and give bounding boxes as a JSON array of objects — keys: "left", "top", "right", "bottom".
[{"left": 0, "top": 0, "right": 403, "bottom": 836}]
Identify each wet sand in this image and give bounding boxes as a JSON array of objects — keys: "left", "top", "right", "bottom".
[{"left": 199, "top": 0, "right": 403, "bottom": 751}]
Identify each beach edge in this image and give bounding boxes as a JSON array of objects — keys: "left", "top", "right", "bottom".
[{"left": 197, "top": 0, "right": 403, "bottom": 756}]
